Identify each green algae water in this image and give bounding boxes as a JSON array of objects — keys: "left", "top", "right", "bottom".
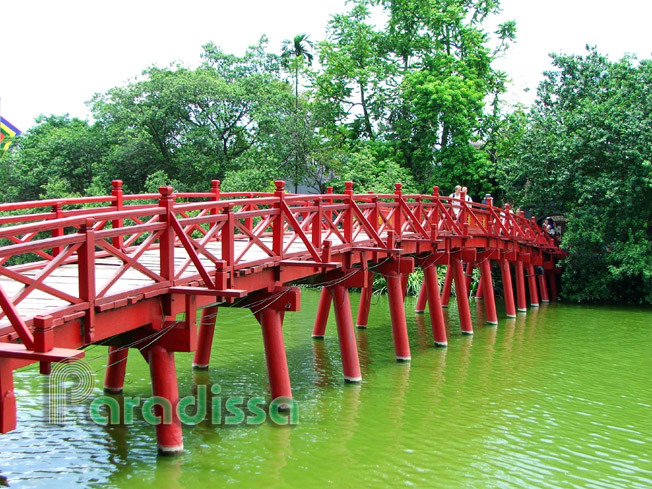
[{"left": 2, "top": 289, "right": 651, "bottom": 488}]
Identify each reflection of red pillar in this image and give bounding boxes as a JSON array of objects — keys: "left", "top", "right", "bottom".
[
  {"left": 329, "top": 284, "right": 362, "bottom": 382},
  {"left": 538, "top": 273, "right": 550, "bottom": 303},
  {"left": 356, "top": 273, "right": 374, "bottom": 328},
  {"left": 452, "top": 259, "right": 473, "bottom": 334},
  {"left": 424, "top": 265, "right": 447, "bottom": 346},
  {"left": 104, "top": 346, "right": 129, "bottom": 393},
  {"left": 501, "top": 259, "right": 516, "bottom": 318},
  {"left": 147, "top": 345, "right": 183, "bottom": 455},
  {"left": 192, "top": 305, "right": 218, "bottom": 369},
  {"left": 386, "top": 273, "right": 411, "bottom": 361},
  {"left": 415, "top": 280, "right": 428, "bottom": 313},
  {"left": 480, "top": 259, "right": 498, "bottom": 325},
  {"left": 255, "top": 307, "right": 293, "bottom": 399},
  {"left": 527, "top": 264, "right": 540, "bottom": 307},
  {"left": 441, "top": 265, "right": 453, "bottom": 307},
  {"left": 515, "top": 260, "right": 527, "bottom": 313},
  {"left": 312, "top": 287, "right": 331, "bottom": 338}
]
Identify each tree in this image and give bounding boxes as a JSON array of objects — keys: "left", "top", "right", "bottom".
[
  {"left": 498, "top": 47, "right": 652, "bottom": 304},
  {"left": 281, "top": 34, "right": 315, "bottom": 109}
]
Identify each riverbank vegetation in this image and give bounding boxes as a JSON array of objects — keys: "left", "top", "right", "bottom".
[{"left": 1, "top": 0, "right": 650, "bottom": 304}]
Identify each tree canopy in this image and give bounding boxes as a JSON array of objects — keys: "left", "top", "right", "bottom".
[{"left": 3, "top": 3, "right": 652, "bottom": 304}]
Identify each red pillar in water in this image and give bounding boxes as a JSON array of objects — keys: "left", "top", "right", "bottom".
[
  {"left": 452, "top": 259, "right": 473, "bottom": 334},
  {"left": 527, "top": 264, "right": 540, "bottom": 307},
  {"left": 104, "top": 346, "right": 129, "bottom": 393},
  {"left": 385, "top": 272, "right": 411, "bottom": 361},
  {"left": 441, "top": 265, "right": 453, "bottom": 307},
  {"left": 192, "top": 305, "right": 218, "bottom": 369},
  {"left": 312, "top": 287, "right": 332, "bottom": 338},
  {"left": 538, "top": 272, "right": 550, "bottom": 303},
  {"left": 480, "top": 259, "right": 498, "bottom": 325},
  {"left": 329, "top": 284, "right": 362, "bottom": 382},
  {"left": 255, "top": 307, "right": 293, "bottom": 399},
  {"left": 465, "top": 262, "right": 474, "bottom": 293},
  {"left": 515, "top": 260, "right": 527, "bottom": 313},
  {"left": 356, "top": 272, "right": 374, "bottom": 328},
  {"left": 500, "top": 259, "right": 517, "bottom": 318},
  {"left": 423, "top": 264, "right": 447, "bottom": 346},
  {"left": 475, "top": 275, "right": 484, "bottom": 300},
  {"left": 147, "top": 345, "right": 183, "bottom": 455},
  {"left": 415, "top": 279, "right": 428, "bottom": 313}
]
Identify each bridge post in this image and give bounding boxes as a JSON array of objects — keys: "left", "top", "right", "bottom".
[
  {"left": 515, "top": 260, "right": 528, "bottom": 313},
  {"left": 254, "top": 307, "right": 293, "bottom": 398},
  {"left": 312, "top": 287, "right": 331, "bottom": 338},
  {"left": 480, "top": 259, "right": 498, "bottom": 325},
  {"left": 475, "top": 275, "right": 484, "bottom": 300},
  {"left": 386, "top": 272, "right": 411, "bottom": 361},
  {"left": 547, "top": 269, "right": 559, "bottom": 301},
  {"left": 104, "top": 346, "right": 129, "bottom": 393},
  {"left": 500, "top": 259, "right": 517, "bottom": 318},
  {"left": 0, "top": 360, "right": 16, "bottom": 433},
  {"left": 441, "top": 265, "right": 453, "bottom": 308},
  {"left": 192, "top": 305, "right": 218, "bottom": 369},
  {"left": 465, "top": 262, "right": 474, "bottom": 294},
  {"left": 527, "top": 264, "right": 540, "bottom": 307},
  {"left": 451, "top": 258, "right": 473, "bottom": 334},
  {"left": 329, "top": 284, "right": 362, "bottom": 382},
  {"left": 415, "top": 279, "right": 427, "bottom": 313},
  {"left": 111, "top": 180, "right": 124, "bottom": 249},
  {"left": 538, "top": 272, "right": 550, "bottom": 303},
  {"left": 423, "top": 264, "right": 447, "bottom": 346},
  {"left": 356, "top": 272, "right": 374, "bottom": 329},
  {"left": 144, "top": 345, "right": 184, "bottom": 455}
]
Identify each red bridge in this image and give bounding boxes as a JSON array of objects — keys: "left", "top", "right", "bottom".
[{"left": 0, "top": 179, "right": 564, "bottom": 454}]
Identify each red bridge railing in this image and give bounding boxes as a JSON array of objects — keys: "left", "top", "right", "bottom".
[{"left": 0, "top": 179, "right": 564, "bottom": 451}]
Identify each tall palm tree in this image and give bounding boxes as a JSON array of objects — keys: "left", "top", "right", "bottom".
[{"left": 281, "top": 34, "right": 314, "bottom": 108}]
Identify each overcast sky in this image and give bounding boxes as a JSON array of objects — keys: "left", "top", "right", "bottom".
[{"left": 1, "top": 0, "right": 650, "bottom": 131}]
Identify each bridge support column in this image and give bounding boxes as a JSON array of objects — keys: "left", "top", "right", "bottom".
[
  {"left": 145, "top": 345, "right": 183, "bottom": 456},
  {"left": 475, "top": 276, "right": 484, "bottom": 300},
  {"left": 538, "top": 272, "right": 550, "bottom": 303},
  {"left": 452, "top": 259, "right": 473, "bottom": 334},
  {"left": 0, "top": 360, "right": 16, "bottom": 433},
  {"left": 192, "top": 305, "right": 218, "bottom": 369},
  {"left": 104, "top": 346, "right": 129, "bottom": 393},
  {"left": 465, "top": 262, "right": 474, "bottom": 295},
  {"left": 527, "top": 265, "right": 540, "bottom": 307},
  {"left": 423, "top": 264, "right": 447, "bottom": 346},
  {"left": 386, "top": 273, "right": 411, "bottom": 361},
  {"left": 312, "top": 287, "right": 331, "bottom": 338},
  {"left": 255, "top": 307, "right": 293, "bottom": 400},
  {"left": 356, "top": 272, "right": 374, "bottom": 329},
  {"left": 515, "top": 260, "right": 527, "bottom": 313},
  {"left": 480, "top": 259, "right": 498, "bottom": 325},
  {"left": 546, "top": 270, "right": 559, "bottom": 301},
  {"left": 329, "top": 284, "right": 362, "bottom": 382},
  {"left": 441, "top": 265, "right": 453, "bottom": 308},
  {"left": 501, "top": 259, "right": 516, "bottom": 318},
  {"left": 415, "top": 280, "right": 427, "bottom": 313},
  {"left": 401, "top": 273, "right": 409, "bottom": 299}
]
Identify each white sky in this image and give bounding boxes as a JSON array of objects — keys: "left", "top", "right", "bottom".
[{"left": 1, "top": 0, "right": 651, "bottom": 132}]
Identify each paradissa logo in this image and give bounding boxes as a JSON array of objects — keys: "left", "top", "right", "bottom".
[
  {"left": 89, "top": 385, "right": 299, "bottom": 426},
  {"left": 49, "top": 360, "right": 298, "bottom": 427}
]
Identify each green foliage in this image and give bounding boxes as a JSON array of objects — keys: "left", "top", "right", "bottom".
[
  {"left": 498, "top": 47, "right": 652, "bottom": 304},
  {"left": 328, "top": 144, "right": 417, "bottom": 193}
]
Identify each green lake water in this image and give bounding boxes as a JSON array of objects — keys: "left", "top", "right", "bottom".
[{"left": 2, "top": 289, "right": 651, "bottom": 488}]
